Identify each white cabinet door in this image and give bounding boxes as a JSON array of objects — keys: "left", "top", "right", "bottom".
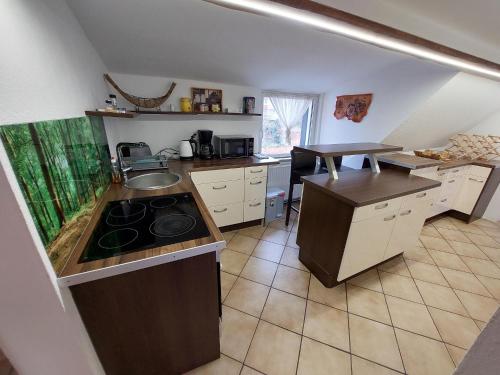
[
  {"left": 454, "top": 177, "right": 487, "bottom": 214},
  {"left": 245, "top": 176, "right": 267, "bottom": 201},
  {"left": 338, "top": 211, "right": 398, "bottom": 281},
  {"left": 244, "top": 199, "right": 266, "bottom": 222},
  {"left": 384, "top": 202, "right": 431, "bottom": 259},
  {"left": 208, "top": 202, "right": 244, "bottom": 227},
  {"left": 196, "top": 179, "right": 244, "bottom": 206}
]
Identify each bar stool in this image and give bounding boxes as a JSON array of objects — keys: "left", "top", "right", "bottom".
[{"left": 285, "top": 150, "right": 342, "bottom": 226}]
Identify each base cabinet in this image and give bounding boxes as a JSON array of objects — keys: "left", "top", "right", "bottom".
[{"left": 454, "top": 176, "right": 487, "bottom": 214}]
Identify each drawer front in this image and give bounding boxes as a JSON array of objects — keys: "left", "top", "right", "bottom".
[
  {"left": 454, "top": 176, "right": 487, "bottom": 214},
  {"left": 245, "top": 166, "right": 268, "bottom": 179},
  {"left": 352, "top": 197, "right": 403, "bottom": 222},
  {"left": 196, "top": 179, "right": 244, "bottom": 206},
  {"left": 468, "top": 165, "right": 491, "bottom": 178},
  {"left": 435, "top": 170, "right": 448, "bottom": 181},
  {"left": 191, "top": 168, "right": 244, "bottom": 184},
  {"left": 441, "top": 175, "right": 464, "bottom": 196},
  {"left": 244, "top": 199, "right": 265, "bottom": 222},
  {"left": 447, "top": 166, "right": 469, "bottom": 177},
  {"left": 400, "top": 188, "right": 440, "bottom": 210},
  {"left": 410, "top": 166, "right": 439, "bottom": 178},
  {"left": 209, "top": 202, "right": 243, "bottom": 227},
  {"left": 245, "top": 176, "right": 267, "bottom": 201}
]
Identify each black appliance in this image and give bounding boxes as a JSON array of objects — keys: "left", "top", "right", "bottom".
[
  {"left": 213, "top": 135, "right": 254, "bottom": 159},
  {"left": 198, "top": 130, "right": 214, "bottom": 160}
]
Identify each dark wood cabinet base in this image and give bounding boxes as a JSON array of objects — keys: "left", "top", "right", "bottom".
[{"left": 70, "top": 252, "right": 220, "bottom": 375}]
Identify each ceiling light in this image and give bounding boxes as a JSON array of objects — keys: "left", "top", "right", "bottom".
[{"left": 209, "top": 0, "right": 500, "bottom": 80}]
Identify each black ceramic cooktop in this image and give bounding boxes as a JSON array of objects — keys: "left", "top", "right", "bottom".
[{"left": 79, "top": 192, "right": 210, "bottom": 263}]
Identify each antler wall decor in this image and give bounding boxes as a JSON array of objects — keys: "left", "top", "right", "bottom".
[{"left": 104, "top": 73, "right": 176, "bottom": 110}]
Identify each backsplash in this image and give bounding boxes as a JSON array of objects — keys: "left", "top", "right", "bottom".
[{"left": 0, "top": 116, "right": 111, "bottom": 272}]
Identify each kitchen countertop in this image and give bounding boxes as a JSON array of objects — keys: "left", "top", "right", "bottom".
[
  {"left": 377, "top": 152, "right": 500, "bottom": 170},
  {"left": 301, "top": 169, "right": 441, "bottom": 207},
  {"left": 58, "top": 156, "right": 279, "bottom": 286}
]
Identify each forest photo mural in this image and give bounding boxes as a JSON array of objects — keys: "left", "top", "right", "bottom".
[{"left": 0, "top": 116, "right": 111, "bottom": 272}]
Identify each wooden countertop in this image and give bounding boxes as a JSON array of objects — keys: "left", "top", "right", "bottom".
[
  {"left": 58, "top": 156, "right": 278, "bottom": 285},
  {"left": 377, "top": 153, "right": 443, "bottom": 169},
  {"left": 293, "top": 143, "right": 403, "bottom": 157},
  {"left": 301, "top": 169, "right": 441, "bottom": 207},
  {"left": 438, "top": 159, "right": 500, "bottom": 170}
]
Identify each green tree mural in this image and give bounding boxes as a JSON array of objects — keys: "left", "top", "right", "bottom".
[{"left": 0, "top": 116, "right": 111, "bottom": 256}]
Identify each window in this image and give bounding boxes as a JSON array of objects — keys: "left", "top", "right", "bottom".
[{"left": 261, "top": 92, "right": 318, "bottom": 157}]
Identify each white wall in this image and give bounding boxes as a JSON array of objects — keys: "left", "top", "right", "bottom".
[
  {"left": 318, "top": 59, "right": 455, "bottom": 167},
  {"left": 103, "top": 73, "right": 262, "bottom": 156},
  {"left": 0, "top": 0, "right": 106, "bottom": 373}
]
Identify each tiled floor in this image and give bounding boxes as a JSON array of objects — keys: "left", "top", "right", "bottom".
[{"left": 187, "top": 213, "right": 500, "bottom": 375}]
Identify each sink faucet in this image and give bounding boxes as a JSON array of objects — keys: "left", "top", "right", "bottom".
[{"left": 121, "top": 166, "right": 133, "bottom": 183}]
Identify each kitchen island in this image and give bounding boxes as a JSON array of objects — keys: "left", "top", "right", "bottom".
[{"left": 294, "top": 144, "right": 441, "bottom": 287}]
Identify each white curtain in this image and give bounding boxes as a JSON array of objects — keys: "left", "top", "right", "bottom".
[{"left": 268, "top": 94, "right": 311, "bottom": 146}]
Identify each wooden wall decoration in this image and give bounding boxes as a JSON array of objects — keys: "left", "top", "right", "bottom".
[{"left": 334, "top": 93, "right": 373, "bottom": 123}]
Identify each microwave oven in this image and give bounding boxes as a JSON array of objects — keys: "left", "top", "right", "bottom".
[{"left": 213, "top": 135, "right": 254, "bottom": 159}]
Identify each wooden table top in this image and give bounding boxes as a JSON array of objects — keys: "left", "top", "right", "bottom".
[
  {"left": 59, "top": 156, "right": 279, "bottom": 280},
  {"left": 377, "top": 153, "right": 443, "bottom": 169},
  {"left": 293, "top": 143, "right": 403, "bottom": 157},
  {"left": 301, "top": 169, "right": 441, "bottom": 207}
]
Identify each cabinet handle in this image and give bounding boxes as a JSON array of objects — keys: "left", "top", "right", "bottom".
[
  {"left": 440, "top": 198, "right": 448, "bottom": 203},
  {"left": 375, "top": 202, "right": 389, "bottom": 210},
  {"left": 384, "top": 215, "right": 396, "bottom": 221},
  {"left": 213, "top": 208, "right": 228, "bottom": 213},
  {"left": 250, "top": 169, "right": 264, "bottom": 173},
  {"left": 212, "top": 185, "right": 227, "bottom": 190},
  {"left": 416, "top": 192, "right": 427, "bottom": 198},
  {"left": 438, "top": 172, "right": 446, "bottom": 176},
  {"left": 400, "top": 209, "right": 412, "bottom": 216},
  {"left": 448, "top": 179, "right": 455, "bottom": 183},
  {"left": 469, "top": 177, "right": 484, "bottom": 183},
  {"left": 452, "top": 169, "right": 460, "bottom": 173},
  {"left": 250, "top": 181, "right": 263, "bottom": 185},
  {"left": 249, "top": 202, "right": 261, "bottom": 207}
]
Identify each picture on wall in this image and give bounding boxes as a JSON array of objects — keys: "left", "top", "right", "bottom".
[
  {"left": 0, "top": 116, "right": 111, "bottom": 272},
  {"left": 334, "top": 93, "right": 373, "bottom": 123},
  {"left": 191, "top": 87, "right": 223, "bottom": 112}
]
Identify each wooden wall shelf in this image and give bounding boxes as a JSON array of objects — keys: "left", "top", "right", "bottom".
[{"left": 85, "top": 110, "right": 261, "bottom": 119}]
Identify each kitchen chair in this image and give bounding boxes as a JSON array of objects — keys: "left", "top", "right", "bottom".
[{"left": 285, "top": 150, "right": 342, "bottom": 226}]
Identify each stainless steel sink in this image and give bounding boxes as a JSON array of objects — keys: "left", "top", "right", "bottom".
[{"left": 124, "top": 172, "right": 182, "bottom": 190}]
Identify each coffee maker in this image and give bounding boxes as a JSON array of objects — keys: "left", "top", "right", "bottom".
[{"left": 198, "top": 130, "right": 214, "bottom": 160}]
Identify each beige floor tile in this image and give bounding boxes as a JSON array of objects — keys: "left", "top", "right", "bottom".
[
  {"left": 262, "top": 227, "right": 290, "bottom": 245},
  {"left": 377, "top": 256, "right": 411, "bottom": 277},
  {"left": 224, "top": 278, "right": 270, "bottom": 317},
  {"left": 245, "top": 320, "right": 301, "bottom": 375},
  {"left": 240, "top": 366, "right": 264, "bottom": 375},
  {"left": 308, "top": 275, "right": 347, "bottom": 310},
  {"left": 432, "top": 218, "right": 458, "bottom": 230},
  {"left": 474, "top": 218, "right": 500, "bottom": 229},
  {"left": 303, "top": 301, "right": 350, "bottom": 351},
  {"left": 428, "top": 307, "right": 480, "bottom": 349},
  {"left": 349, "top": 314, "right": 403, "bottom": 372},
  {"left": 185, "top": 354, "right": 242, "bottom": 375},
  {"left": 252, "top": 240, "right": 284, "bottom": 263},
  {"left": 351, "top": 356, "right": 401, "bottom": 375},
  {"left": 421, "top": 224, "right": 442, "bottom": 238},
  {"left": 403, "top": 246, "right": 435, "bottom": 265},
  {"left": 478, "top": 245, "right": 500, "bottom": 262},
  {"left": 286, "top": 231, "right": 299, "bottom": 248},
  {"left": 291, "top": 221, "right": 299, "bottom": 233},
  {"left": 280, "top": 246, "right": 308, "bottom": 271},
  {"left": 476, "top": 275, "right": 500, "bottom": 300},
  {"left": 481, "top": 226, "right": 500, "bottom": 238},
  {"left": 428, "top": 250, "right": 470, "bottom": 272},
  {"left": 464, "top": 232, "right": 500, "bottom": 248},
  {"left": 347, "top": 284, "right": 391, "bottom": 324},
  {"left": 474, "top": 319, "right": 487, "bottom": 330},
  {"left": 261, "top": 289, "right": 306, "bottom": 333},
  {"left": 272, "top": 265, "right": 310, "bottom": 298},
  {"left": 221, "top": 271, "right": 238, "bottom": 301},
  {"left": 420, "top": 235, "right": 454, "bottom": 253},
  {"left": 221, "top": 249, "right": 250, "bottom": 275},
  {"left": 440, "top": 267, "right": 492, "bottom": 297},
  {"left": 348, "top": 269, "right": 383, "bottom": 292},
  {"left": 454, "top": 290, "right": 499, "bottom": 322},
  {"left": 240, "top": 257, "right": 278, "bottom": 286},
  {"left": 449, "top": 220, "right": 485, "bottom": 235},
  {"left": 406, "top": 259, "right": 449, "bottom": 286},
  {"left": 268, "top": 218, "right": 292, "bottom": 232},
  {"left": 379, "top": 271, "right": 423, "bottom": 303},
  {"left": 385, "top": 295, "right": 440, "bottom": 340},
  {"left": 460, "top": 256, "right": 500, "bottom": 279},
  {"left": 449, "top": 240, "right": 488, "bottom": 259},
  {"left": 437, "top": 228, "right": 472, "bottom": 243},
  {"left": 395, "top": 329, "right": 454, "bottom": 375},
  {"left": 445, "top": 344, "right": 467, "bottom": 367},
  {"left": 415, "top": 279, "right": 468, "bottom": 316},
  {"left": 238, "top": 225, "right": 266, "bottom": 240},
  {"left": 297, "top": 337, "right": 351, "bottom": 375},
  {"left": 223, "top": 230, "right": 237, "bottom": 243},
  {"left": 227, "top": 234, "right": 259, "bottom": 255},
  {"left": 220, "top": 306, "right": 259, "bottom": 361}
]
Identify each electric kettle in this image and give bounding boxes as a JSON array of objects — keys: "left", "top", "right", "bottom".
[{"left": 179, "top": 134, "right": 197, "bottom": 160}]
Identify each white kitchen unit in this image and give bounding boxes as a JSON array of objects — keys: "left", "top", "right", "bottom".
[{"left": 191, "top": 166, "right": 268, "bottom": 227}]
